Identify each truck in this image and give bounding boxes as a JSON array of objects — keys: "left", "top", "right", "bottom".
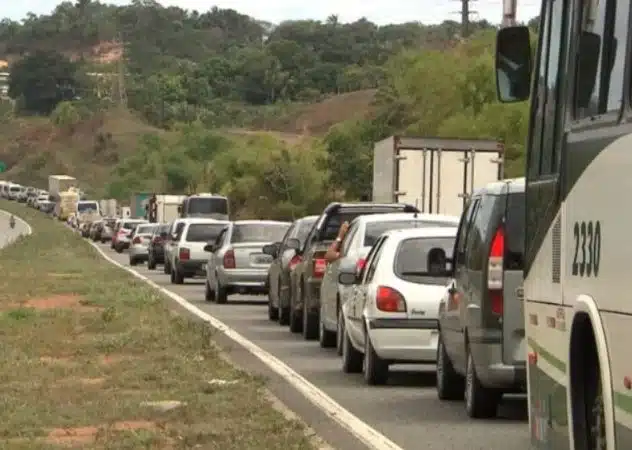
[
  {"left": 178, "top": 193, "right": 229, "bottom": 220},
  {"left": 372, "top": 136, "right": 504, "bottom": 217},
  {"left": 55, "top": 187, "right": 80, "bottom": 221},
  {"left": 98, "top": 199, "right": 118, "bottom": 217},
  {"left": 131, "top": 193, "right": 186, "bottom": 222},
  {"left": 48, "top": 175, "right": 77, "bottom": 198}
]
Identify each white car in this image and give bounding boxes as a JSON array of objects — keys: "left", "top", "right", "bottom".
[
  {"left": 128, "top": 223, "right": 160, "bottom": 266},
  {"left": 338, "top": 226, "right": 457, "bottom": 385}
]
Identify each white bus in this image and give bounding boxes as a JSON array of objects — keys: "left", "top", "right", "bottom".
[{"left": 496, "top": 1, "right": 629, "bottom": 448}]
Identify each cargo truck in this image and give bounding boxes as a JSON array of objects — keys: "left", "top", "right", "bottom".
[
  {"left": 131, "top": 193, "right": 186, "bottom": 222},
  {"left": 48, "top": 175, "right": 77, "bottom": 198},
  {"left": 372, "top": 136, "right": 504, "bottom": 217}
]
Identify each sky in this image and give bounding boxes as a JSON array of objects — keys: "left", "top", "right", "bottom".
[{"left": 4, "top": 0, "right": 540, "bottom": 25}]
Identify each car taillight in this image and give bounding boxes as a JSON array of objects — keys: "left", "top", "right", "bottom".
[
  {"left": 152, "top": 236, "right": 162, "bottom": 244},
  {"left": 179, "top": 247, "right": 190, "bottom": 261},
  {"left": 376, "top": 286, "right": 406, "bottom": 312},
  {"left": 356, "top": 258, "right": 366, "bottom": 272},
  {"left": 288, "top": 254, "right": 302, "bottom": 271},
  {"left": 312, "top": 252, "right": 326, "bottom": 278},
  {"left": 488, "top": 226, "right": 505, "bottom": 315},
  {"left": 133, "top": 236, "right": 141, "bottom": 244},
  {"left": 223, "top": 249, "right": 236, "bottom": 269}
]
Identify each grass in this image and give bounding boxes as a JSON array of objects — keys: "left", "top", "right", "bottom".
[{"left": 0, "top": 200, "right": 317, "bottom": 449}]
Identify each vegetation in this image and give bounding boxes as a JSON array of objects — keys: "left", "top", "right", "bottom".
[
  {"left": 0, "top": 2, "right": 537, "bottom": 218},
  {"left": 0, "top": 199, "right": 316, "bottom": 448}
]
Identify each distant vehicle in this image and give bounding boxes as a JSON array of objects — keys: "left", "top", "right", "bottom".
[
  {"left": 205, "top": 220, "right": 291, "bottom": 303},
  {"left": 112, "top": 218, "right": 148, "bottom": 253},
  {"left": 288, "top": 202, "right": 420, "bottom": 339},
  {"left": 128, "top": 223, "right": 160, "bottom": 266},
  {"left": 168, "top": 218, "right": 230, "bottom": 285},
  {"left": 338, "top": 226, "right": 456, "bottom": 385},
  {"left": 178, "top": 193, "right": 229, "bottom": 220},
  {"left": 77, "top": 200, "right": 100, "bottom": 216},
  {"left": 8, "top": 184, "right": 22, "bottom": 200},
  {"left": 147, "top": 223, "right": 171, "bottom": 270},
  {"left": 265, "top": 215, "right": 319, "bottom": 324}
]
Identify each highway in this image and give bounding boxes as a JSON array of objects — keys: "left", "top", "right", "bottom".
[{"left": 101, "top": 242, "right": 532, "bottom": 450}]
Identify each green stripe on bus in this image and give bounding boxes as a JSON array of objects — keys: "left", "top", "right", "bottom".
[{"left": 528, "top": 337, "right": 566, "bottom": 373}]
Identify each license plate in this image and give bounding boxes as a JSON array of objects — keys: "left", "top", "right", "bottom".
[{"left": 253, "top": 255, "right": 271, "bottom": 264}]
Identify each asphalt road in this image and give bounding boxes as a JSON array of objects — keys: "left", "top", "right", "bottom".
[
  {"left": 0, "top": 210, "right": 30, "bottom": 247},
  {"left": 101, "top": 243, "right": 532, "bottom": 450}
]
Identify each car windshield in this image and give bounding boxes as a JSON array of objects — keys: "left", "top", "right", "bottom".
[
  {"left": 188, "top": 197, "right": 228, "bottom": 215},
  {"left": 232, "top": 223, "right": 291, "bottom": 243},
  {"left": 364, "top": 220, "right": 458, "bottom": 247},
  {"left": 9, "top": 186, "right": 20, "bottom": 192},
  {"left": 186, "top": 223, "right": 227, "bottom": 242},
  {"left": 394, "top": 236, "right": 455, "bottom": 285}
]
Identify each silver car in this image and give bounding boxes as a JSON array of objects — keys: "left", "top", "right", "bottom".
[
  {"left": 129, "top": 223, "right": 160, "bottom": 266},
  {"left": 204, "top": 220, "right": 291, "bottom": 304},
  {"left": 319, "top": 212, "right": 460, "bottom": 351}
]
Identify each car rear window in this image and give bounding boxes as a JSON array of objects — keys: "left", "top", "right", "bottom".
[
  {"left": 123, "top": 221, "right": 144, "bottom": 230},
  {"left": 505, "top": 192, "right": 525, "bottom": 270},
  {"left": 186, "top": 223, "right": 227, "bottom": 242},
  {"left": 136, "top": 225, "right": 156, "bottom": 235},
  {"left": 394, "top": 236, "right": 455, "bottom": 285},
  {"left": 364, "top": 220, "right": 457, "bottom": 247},
  {"left": 232, "top": 223, "right": 291, "bottom": 243},
  {"left": 318, "top": 207, "right": 416, "bottom": 241}
]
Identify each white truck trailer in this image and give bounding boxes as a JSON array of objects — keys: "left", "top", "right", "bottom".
[
  {"left": 48, "top": 175, "right": 77, "bottom": 198},
  {"left": 372, "top": 136, "right": 504, "bottom": 216}
]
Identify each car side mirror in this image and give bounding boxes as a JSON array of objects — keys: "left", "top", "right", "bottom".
[
  {"left": 286, "top": 238, "right": 300, "bottom": 252},
  {"left": 495, "top": 25, "right": 532, "bottom": 103},
  {"left": 204, "top": 243, "right": 216, "bottom": 253},
  {"left": 262, "top": 242, "right": 280, "bottom": 258},
  {"left": 338, "top": 259, "right": 359, "bottom": 285}
]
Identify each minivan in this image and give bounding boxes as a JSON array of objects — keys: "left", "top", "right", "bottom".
[{"left": 436, "top": 177, "right": 525, "bottom": 419}]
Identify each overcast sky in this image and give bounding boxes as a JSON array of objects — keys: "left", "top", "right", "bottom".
[{"left": 4, "top": 0, "right": 540, "bottom": 25}]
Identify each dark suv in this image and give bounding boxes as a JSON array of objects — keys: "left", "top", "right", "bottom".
[
  {"left": 287, "top": 202, "right": 419, "bottom": 339},
  {"left": 436, "top": 177, "right": 525, "bottom": 418},
  {"left": 147, "top": 223, "right": 170, "bottom": 270}
]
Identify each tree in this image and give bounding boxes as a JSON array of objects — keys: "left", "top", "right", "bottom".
[{"left": 8, "top": 50, "right": 83, "bottom": 115}]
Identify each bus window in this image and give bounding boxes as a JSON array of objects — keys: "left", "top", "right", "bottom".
[{"left": 574, "top": 0, "right": 623, "bottom": 119}]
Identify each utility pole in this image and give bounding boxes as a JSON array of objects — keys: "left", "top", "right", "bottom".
[
  {"left": 502, "top": 0, "right": 518, "bottom": 27},
  {"left": 455, "top": 0, "right": 476, "bottom": 39}
]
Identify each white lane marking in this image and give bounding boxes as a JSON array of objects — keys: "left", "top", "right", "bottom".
[
  {"left": 0, "top": 209, "right": 33, "bottom": 246},
  {"left": 89, "top": 241, "right": 404, "bottom": 450}
]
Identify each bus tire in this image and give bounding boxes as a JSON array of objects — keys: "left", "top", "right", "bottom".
[
  {"left": 570, "top": 314, "right": 607, "bottom": 450},
  {"left": 465, "top": 345, "right": 501, "bottom": 418}
]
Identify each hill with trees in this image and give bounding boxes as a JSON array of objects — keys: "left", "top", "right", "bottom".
[{"left": 0, "top": 1, "right": 536, "bottom": 218}]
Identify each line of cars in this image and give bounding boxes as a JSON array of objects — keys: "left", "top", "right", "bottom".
[
  {"left": 77, "top": 178, "right": 527, "bottom": 420},
  {"left": 0, "top": 181, "right": 53, "bottom": 212}
]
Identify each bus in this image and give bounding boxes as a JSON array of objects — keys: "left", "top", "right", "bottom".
[
  {"left": 495, "top": 1, "right": 628, "bottom": 448},
  {"left": 178, "top": 193, "right": 229, "bottom": 220}
]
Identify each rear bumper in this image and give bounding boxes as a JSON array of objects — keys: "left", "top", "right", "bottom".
[
  {"left": 176, "top": 259, "right": 207, "bottom": 276},
  {"left": 218, "top": 267, "right": 268, "bottom": 288},
  {"left": 469, "top": 332, "right": 526, "bottom": 391},
  {"left": 368, "top": 318, "right": 439, "bottom": 362},
  {"left": 129, "top": 245, "right": 149, "bottom": 258}
]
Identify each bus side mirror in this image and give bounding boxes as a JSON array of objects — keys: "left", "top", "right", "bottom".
[
  {"left": 575, "top": 31, "right": 602, "bottom": 110},
  {"left": 495, "top": 26, "right": 532, "bottom": 103}
]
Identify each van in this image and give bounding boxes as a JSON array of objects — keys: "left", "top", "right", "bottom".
[{"left": 436, "top": 177, "right": 525, "bottom": 418}]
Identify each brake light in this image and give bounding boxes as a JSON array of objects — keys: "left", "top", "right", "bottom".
[
  {"left": 312, "top": 251, "right": 326, "bottom": 278},
  {"left": 376, "top": 286, "right": 406, "bottom": 312},
  {"left": 223, "top": 249, "right": 236, "bottom": 269},
  {"left": 288, "top": 254, "right": 302, "bottom": 271},
  {"left": 179, "top": 247, "right": 190, "bottom": 261},
  {"left": 488, "top": 226, "right": 504, "bottom": 315},
  {"left": 356, "top": 258, "right": 366, "bottom": 272},
  {"left": 132, "top": 236, "right": 141, "bottom": 244}
]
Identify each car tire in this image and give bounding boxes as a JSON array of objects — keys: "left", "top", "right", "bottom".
[
  {"left": 215, "top": 278, "right": 228, "bottom": 304},
  {"left": 129, "top": 257, "right": 137, "bottom": 266},
  {"left": 110, "top": 241, "right": 115, "bottom": 249},
  {"left": 302, "top": 281, "right": 318, "bottom": 340},
  {"left": 289, "top": 282, "right": 302, "bottom": 333},
  {"left": 163, "top": 260, "right": 170, "bottom": 274},
  {"left": 172, "top": 265, "right": 184, "bottom": 285},
  {"left": 205, "top": 280, "right": 215, "bottom": 302},
  {"left": 336, "top": 308, "right": 344, "bottom": 356},
  {"left": 364, "top": 332, "right": 389, "bottom": 385},
  {"left": 115, "top": 245, "right": 123, "bottom": 254},
  {"left": 341, "top": 323, "right": 363, "bottom": 374},
  {"left": 436, "top": 333, "right": 465, "bottom": 401},
  {"left": 279, "top": 306, "right": 290, "bottom": 326},
  {"left": 318, "top": 305, "right": 336, "bottom": 348},
  {"left": 147, "top": 255, "right": 156, "bottom": 270},
  {"left": 464, "top": 345, "right": 501, "bottom": 418}
]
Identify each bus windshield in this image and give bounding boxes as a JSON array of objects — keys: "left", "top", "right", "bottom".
[{"left": 187, "top": 197, "right": 228, "bottom": 215}]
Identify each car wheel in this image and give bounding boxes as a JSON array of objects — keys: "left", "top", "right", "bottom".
[
  {"left": 363, "top": 332, "right": 389, "bottom": 385},
  {"left": 318, "top": 304, "right": 336, "bottom": 348},
  {"left": 205, "top": 280, "right": 215, "bottom": 302},
  {"left": 173, "top": 265, "right": 184, "bottom": 285},
  {"left": 341, "top": 323, "right": 363, "bottom": 374},
  {"left": 436, "top": 333, "right": 465, "bottom": 401},
  {"left": 170, "top": 267, "right": 176, "bottom": 284},
  {"left": 302, "top": 282, "right": 318, "bottom": 340},
  {"left": 215, "top": 277, "right": 228, "bottom": 304},
  {"left": 464, "top": 345, "right": 501, "bottom": 418},
  {"left": 289, "top": 281, "right": 303, "bottom": 333},
  {"left": 147, "top": 255, "right": 156, "bottom": 270},
  {"left": 129, "top": 257, "right": 137, "bottom": 266},
  {"left": 163, "top": 260, "right": 171, "bottom": 274}
]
